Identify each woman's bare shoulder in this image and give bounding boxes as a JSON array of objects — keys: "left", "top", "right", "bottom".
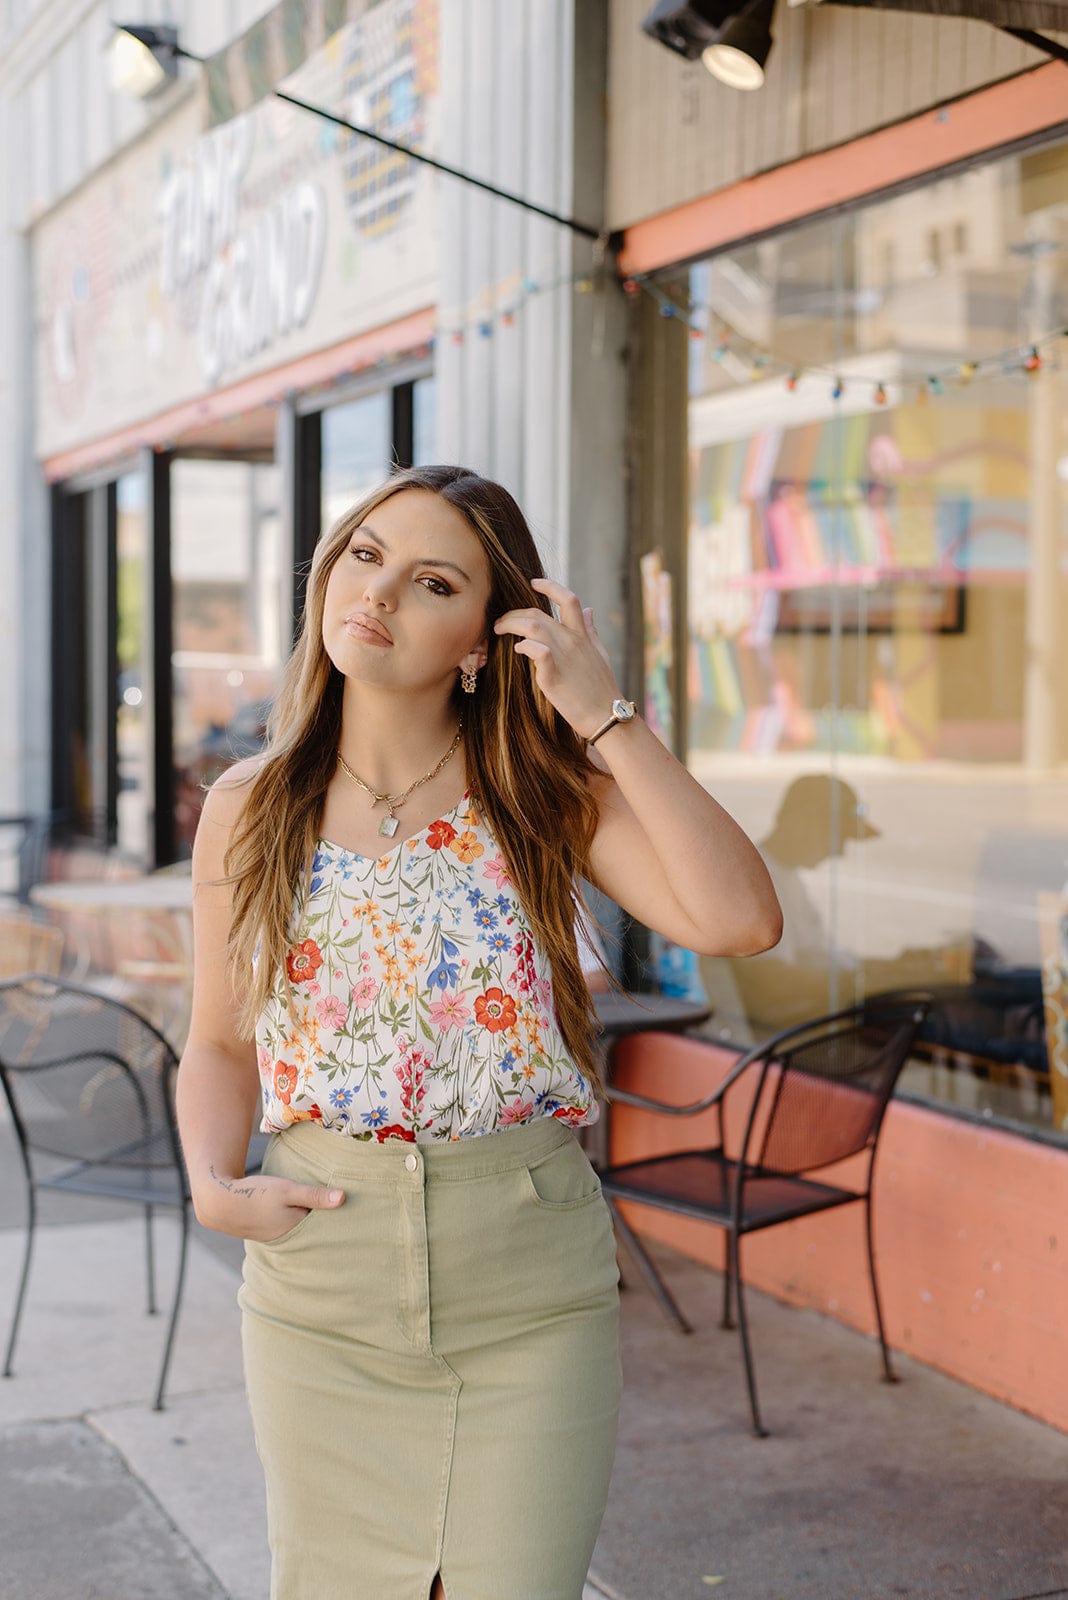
[
  {"left": 205, "top": 755, "right": 268, "bottom": 810},
  {"left": 212, "top": 754, "right": 269, "bottom": 791},
  {"left": 194, "top": 756, "right": 268, "bottom": 852}
]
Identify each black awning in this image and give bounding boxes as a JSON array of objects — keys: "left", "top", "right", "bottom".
[{"left": 812, "top": 0, "right": 1068, "bottom": 31}]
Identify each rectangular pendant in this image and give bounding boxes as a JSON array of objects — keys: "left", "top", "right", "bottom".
[{"left": 378, "top": 813, "right": 399, "bottom": 838}]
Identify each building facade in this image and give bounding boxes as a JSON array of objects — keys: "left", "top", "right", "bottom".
[
  {"left": 605, "top": 0, "right": 1068, "bottom": 1429},
  {"left": 6, "top": 0, "right": 626, "bottom": 866},
  {"left": 3, "top": 0, "right": 1066, "bottom": 1429}
]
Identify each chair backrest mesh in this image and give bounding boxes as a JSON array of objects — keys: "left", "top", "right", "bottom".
[
  {"left": 0, "top": 979, "right": 179, "bottom": 1169},
  {"left": 756, "top": 1005, "right": 918, "bottom": 1176}
]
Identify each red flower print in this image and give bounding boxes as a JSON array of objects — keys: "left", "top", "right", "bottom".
[
  {"left": 272, "top": 1059, "right": 299, "bottom": 1105},
  {"left": 375, "top": 1124, "right": 417, "bottom": 1143},
  {"left": 286, "top": 938, "right": 324, "bottom": 984},
  {"left": 474, "top": 987, "right": 518, "bottom": 1034},
  {"left": 551, "top": 1105, "right": 587, "bottom": 1126},
  {"left": 427, "top": 818, "right": 458, "bottom": 850}
]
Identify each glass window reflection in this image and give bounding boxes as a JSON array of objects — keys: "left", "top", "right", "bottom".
[
  {"left": 322, "top": 390, "right": 392, "bottom": 525},
  {"left": 115, "top": 471, "right": 149, "bottom": 859},
  {"left": 170, "top": 460, "right": 284, "bottom": 856},
  {"left": 683, "top": 137, "right": 1068, "bottom": 1137}
]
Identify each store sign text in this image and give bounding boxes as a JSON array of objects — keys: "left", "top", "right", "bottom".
[{"left": 157, "top": 118, "right": 327, "bottom": 385}]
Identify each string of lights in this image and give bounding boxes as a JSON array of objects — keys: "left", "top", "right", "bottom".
[
  {"left": 191, "top": 258, "right": 1066, "bottom": 437},
  {"left": 431, "top": 258, "right": 1066, "bottom": 405},
  {"left": 629, "top": 273, "right": 1068, "bottom": 404}
]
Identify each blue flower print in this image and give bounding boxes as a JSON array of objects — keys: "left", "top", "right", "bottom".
[
  {"left": 495, "top": 895, "right": 511, "bottom": 915},
  {"left": 473, "top": 906, "right": 498, "bottom": 931},
  {"left": 487, "top": 931, "right": 512, "bottom": 956},
  {"left": 309, "top": 849, "right": 331, "bottom": 894},
  {"left": 427, "top": 936, "right": 462, "bottom": 992},
  {"left": 330, "top": 1087, "right": 353, "bottom": 1109},
  {"left": 499, "top": 1050, "right": 518, "bottom": 1072},
  {"left": 362, "top": 1106, "right": 388, "bottom": 1128},
  {"left": 466, "top": 886, "right": 485, "bottom": 907},
  {"left": 427, "top": 955, "right": 460, "bottom": 990}
]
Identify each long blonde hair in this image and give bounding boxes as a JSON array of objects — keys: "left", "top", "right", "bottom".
[{"left": 223, "top": 465, "right": 606, "bottom": 1089}]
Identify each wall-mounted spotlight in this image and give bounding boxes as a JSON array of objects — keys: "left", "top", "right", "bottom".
[
  {"left": 109, "top": 22, "right": 198, "bottom": 98},
  {"left": 641, "top": 0, "right": 776, "bottom": 89}
]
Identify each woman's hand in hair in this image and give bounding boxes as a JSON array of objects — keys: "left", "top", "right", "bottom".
[{"left": 493, "top": 576, "right": 619, "bottom": 739}]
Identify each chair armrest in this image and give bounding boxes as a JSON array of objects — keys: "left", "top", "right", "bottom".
[
  {"left": 607, "top": 1083, "right": 727, "bottom": 1116},
  {"left": 606, "top": 1039, "right": 758, "bottom": 1116}
]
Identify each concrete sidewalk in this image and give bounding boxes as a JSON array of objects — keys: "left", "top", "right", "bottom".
[{"left": 0, "top": 1206, "right": 1066, "bottom": 1600}]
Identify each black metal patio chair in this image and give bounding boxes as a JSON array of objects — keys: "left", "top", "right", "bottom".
[
  {"left": 600, "top": 994, "right": 930, "bottom": 1436},
  {"left": 0, "top": 974, "right": 190, "bottom": 1411}
]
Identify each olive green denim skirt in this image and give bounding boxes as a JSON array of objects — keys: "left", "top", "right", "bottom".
[{"left": 239, "top": 1118, "right": 622, "bottom": 1600}]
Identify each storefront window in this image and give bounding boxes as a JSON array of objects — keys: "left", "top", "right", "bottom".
[
  {"left": 115, "top": 471, "right": 149, "bottom": 859},
  {"left": 682, "top": 138, "right": 1068, "bottom": 1138},
  {"left": 171, "top": 460, "right": 285, "bottom": 855},
  {"left": 321, "top": 389, "right": 392, "bottom": 524},
  {"left": 413, "top": 374, "right": 436, "bottom": 464}
]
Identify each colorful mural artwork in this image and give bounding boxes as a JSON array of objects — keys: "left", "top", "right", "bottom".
[{"left": 687, "top": 401, "right": 1031, "bottom": 759}]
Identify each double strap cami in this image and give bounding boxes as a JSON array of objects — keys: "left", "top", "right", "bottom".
[{"left": 254, "top": 793, "right": 598, "bottom": 1143}]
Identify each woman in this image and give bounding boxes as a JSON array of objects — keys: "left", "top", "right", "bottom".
[{"left": 177, "top": 464, "right": 781, "bottom": 1600}]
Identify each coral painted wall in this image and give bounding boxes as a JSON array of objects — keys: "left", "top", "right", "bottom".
[{"left": 609, "top": 1032, "right": 1068, "bottom": 1433}]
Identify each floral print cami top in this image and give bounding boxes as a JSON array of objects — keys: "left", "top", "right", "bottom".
[{"left": 255, "top": 793, "right": 599, "bottom": 1143}]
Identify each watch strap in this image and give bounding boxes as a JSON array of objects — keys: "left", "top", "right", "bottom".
[{"left": 587, "top": 703, "right": 635, "bottom": 746}]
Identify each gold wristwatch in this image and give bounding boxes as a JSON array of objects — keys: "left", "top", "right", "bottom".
[{"left": 587, "top": 698, "right": 637, "bottom": 746}]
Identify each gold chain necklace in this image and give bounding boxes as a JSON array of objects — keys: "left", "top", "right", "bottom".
[{"left": 336, "top": 723, "right": 463, "bottom": 838}]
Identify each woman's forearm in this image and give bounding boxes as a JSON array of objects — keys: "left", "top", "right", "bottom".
[
  {"left": 176, "top": 1041, "right": 261, "bottom": 1223},
  {"left": 593, "top": 718, "right": 782, "bottom": 953}
]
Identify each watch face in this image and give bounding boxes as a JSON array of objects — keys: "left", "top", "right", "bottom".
[{"left": 611, "top": 698, "right": 636, "bottom": 721}]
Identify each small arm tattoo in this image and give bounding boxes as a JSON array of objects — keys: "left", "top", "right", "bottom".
[{"left": 209, "top": 1164, "right": 264, "bottom": 1199}]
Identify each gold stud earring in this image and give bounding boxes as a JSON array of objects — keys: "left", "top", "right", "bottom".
[{"left": 461, "top": 669, "right": 477, "bottom": 694}]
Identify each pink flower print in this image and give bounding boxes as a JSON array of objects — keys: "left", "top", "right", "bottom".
[
  {"left": 393, "top": 1043, "right": 430, "bottom": 1128},
  {"left": 428, "top": 992, "right": 471, "bottom": 1032},
  {"left": 316, "top": 994, "right": 348, "bottom": 1030},
  {"left": 482, "top": 854, "right": 511, "bottom": 889},
  {"left": 306, "top": 980, "right": 322, "bottom": 997},
  {"left": 498, "top": 1100, "right": 536, "bottom": 1126},
  {"left": 510, "top": 931, "right": 537, "bottom": 997},
  {"left": 256, "top": 1046, "right": 273, "bottom": 1081},
  {"left": 351, "top": 974, "right": 380, "bottom": 1011}
]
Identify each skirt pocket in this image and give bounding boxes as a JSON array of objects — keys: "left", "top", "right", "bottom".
[{"left": 522, "top": 1134, "right": 604, "bottom": 1210}]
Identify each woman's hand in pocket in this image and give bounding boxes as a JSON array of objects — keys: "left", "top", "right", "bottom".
[{"left": 193, "top": 1168, "right": 346, "bottom": 1242}]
